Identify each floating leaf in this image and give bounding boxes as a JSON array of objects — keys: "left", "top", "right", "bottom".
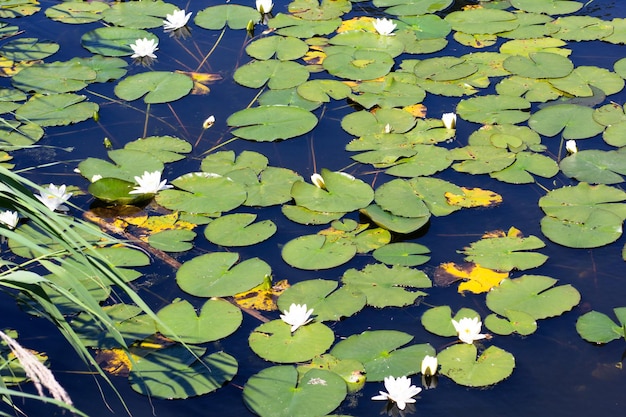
[
  {"left": 249, "top": 320, "right": 335, "bottom": 363},
  {"left": 297, "top": 79, "right": 352, "bottom": 102},
  {"left": 372, "top": 242, "right": 430, "bottom": 267},
  {"left": 438, "top": 344, "right": 515, "bottom": 387},
  {"left": 88, "top": 178, "right": 141, "bottom": 205},
  {"left": 281, "top": 204, "right": 344, "bottom": 225},
  {"left": 12, "top": 60, "right": 97, "bottom": 94},
  {"left": 445, "top": 187, "right": 502, "bottom": 208},
  {"left": 15, "top": 93, "right": 98, "bottom": 127},
  {"left": 195, "top": 4, "right": 260, "bottom": 30},
  {"left": 445, "top": 9, "right": 519, "bottom": 35},
  {"left": 374, "top": 178, "right": 430, "bottom": 218},
  {"left": 528, "top": 104, "right": 604, "bottom": 139},
  {"left": 491, "top": 152, "right": 559, "bottom": 184},
  {"left": 323, "top": 49, "right": 394, "bottom": 81},
  {"left": 291, "top": 169, "right": 373, "bottom": 212},
  {"left": 246, "top": 36, "right": 309, "bottom": 61},
  {"left": 148, "top": 229, "right": 196, "bottom": 252},
  {"left": 547, "top": 15, "right": 614, "bottom": 41},
  {"left": 228, "top": 106, "right": 318, "bottom": 141},
  {"left": 449, "top": 145, "right": 516, "bottom": 175},
  {"left": 176, "top": 252, "right": 270, "bottom": 298},
  {"left": 101, "top": 0, "right": 174, "bottom": 29},
  {"left": 503, "top": 52, "right": 573, "bottom": 79},
  {"left": 341, "top": 263, "right": 431, "bottom": 308},
  {"left": 576, "top": 308, "right": 626, "bottom": 344},
  {"left": 486, "top": 275, "right": 581, "bottom": 320},
  {"left": 124, "top": 136, "right": 191, "bottom": 163},
  {"left": 297, "top": 355, "right": 366, "bottom": 393},
  {"left": 330, "top": 330, "right": 435, "bottom": 381},
  {"left": 457, "top": 95, "right": 531, "bottom": 125},
  {"left": 243, "top": 366, "right": 346, "bottom": 417},
  {"left": 510, "top": 0, "right": 583, "bottom": 15},
  {"left": 484, "top": 310, "right": 537, "bottom": 336},
  {"left": 81, "top": 27, "right": 157, "bottom": 57},
  {"left": 281, "top": 234, "right": 357, "bottom": 270},
  {"left": 435, "top": 262, "right": 508, "bottom": 294},
  {"left": 549, "top": 66, "right": 624, "bottom": 97},
  {"left": 288, "top": 0, "right": 351, "bottom": 20},
  {"left": 129, "top": 347, "right": 237, "bottom": 400},
  {"left": 204, "top": 213, "right": 277, "bottom": 247},
  {"left": 0, "top": 121, "right": 43, "bottom": 148},
  {"left": 460, "top": 232, "right": 548, "bottom": 272},
  {"left": 115, "top": 72, "right": 193, "bottom": 104},
  {"left": 277, "top": 279, "right": 366, "bottom": 322},
  {"left": 0, "top": 38, "right": 59, "bottom": 61},
  {"left": 234, "top": 60, "right": 309, "bottom": 89},
  {"left": 421, "top": 306, "right": 481, "bottom": 337},
  {"left": 414, "top": 57, "right": 477, "bottom": 81},
  {"left": 45, "top": 1, "right": 109, "bottom": 24},
  {"left": 560, "top": 150, "right": 626, "bottom": 184},
  {"left": 269, "top": 13, "right": 341, "bottom": 37}
]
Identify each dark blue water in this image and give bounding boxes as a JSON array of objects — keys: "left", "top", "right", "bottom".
[{"left": 3, "top": 0, "right": 626, "bottom": 416}]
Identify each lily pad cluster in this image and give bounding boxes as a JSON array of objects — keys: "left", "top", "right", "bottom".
[{"left": 1, "top": 0, "right": 625, "bottom": 416}]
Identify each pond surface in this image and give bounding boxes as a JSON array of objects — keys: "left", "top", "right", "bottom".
[{"left": 3, "top": 0, "right": 626, "bottom": 416}]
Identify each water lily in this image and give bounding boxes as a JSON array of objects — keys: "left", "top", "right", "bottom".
[
  {"left": 202, "top": 115, "right": 215, "bottom": 129},
  {"left": 279, "top": 303, "right": 313, "bottom": 332},
  {"left": 371, "top": 375, "right": 421, "bottom": 410},
  {"left": 129, "top": 171, "right": 173, "bottom": 195},
  {"left": 566, "top": 139, "right": 578, "bottom": 154},
  {"left": 0, "top": 210, "right": 18, "bottom": 229},
  {"left": 442, "top": 112, "right": 457, "bottom": 130},
  {"left": 130, "top": 38, "right": 158, "bottom": 59},
  {"left": 163, "top": 9, "right": 192, "bottom": 32},
  {"left": 256, "top": 0, "right": 273, "bottom": 14},
  {"left": 452, "top": 317, "right": 487, "bottom": 344},
  {"left": 311, "top": 173, "right": 326, "bottom": 189},
  {"left": 91, "top": 174, "right": 102, "bottom": 183},
  {"left": 421, "top": 355, "right": 438, "bottom": 376},
  {"left": 36, "top": 184, "right": 72, "bottom": 212},
  {"left": 373, "top": 18, "right": 396, "bottom": 36}
]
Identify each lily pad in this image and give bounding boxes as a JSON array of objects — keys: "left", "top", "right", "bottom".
[
  {"left": 124, "top": 136, "right": 192, "bottom": 163},
  {"left": 510, "top": 0, "right": 583, "bottom": 15},
  {"left": 288, "top": 0, "right": 351, "bottom": 20},
  {"left": 491, "top": 152, "right": 559, "bottom": 184},
  {"left": 330, "top": 330, "right": 435, "bottom": 381},
  {"left": 372, "top": 242, "right": 430, "bottom": 267},
  {"left": 456, "top": 95, "right": 531, "bottom": 125},
  {"left": 461, "top": 233, "right": 547, "bottom": 272},
  {"left": 81, "top": 27, "right": 157, "bottom": 57},
  {"left": 243, "top": 366, "right": 347, "bottom": 417},
  {"left": 445, "top": 9, "right": 519, "bottom": 35},
  {"left": 269, "top": 13, "right": 341, "bottom": 38},
  {"left": 421, "top": 306, "right": 481, "bottom": 337},
  {"left": 88, "top": 178, "right": 140, "bottom": 205},
  {"left": 282, "top": 205, "right": 345, "bottom": 225},
  {"left": 281, "top": 234, "right": 357, "bottom": 270},
  {"left": 413, "top": 57, "right": 477, "bottom": 81},
  {"left": 176, "top": 252, "right": 271, "bottom": 298},
  {"left": 234, "top": 60, "right": 309, "bottom": 90},
  {"left": 486, "top": 275, "right": 581, "bottom": 320},
  {"left": 323, "top": 49, "right": 394, "bottom": 81},
  {"left": 341, "top": 263, "right": 431, "bottom": 308},
  {"left": 503, "top": 52, "right": 573, "bottom": 79},
  {"left": 129, "top": 346, "right": 237, "bottom": 399},
  {"left": 15, "top": 94, "right": 98, "bottom": 127},
  {"left": 246, "top": 36, "right": 309, "bottom": 61},
  {"left": 549, "top": 66, "right": 624, "bottom": 97},
  {"left": 528, "top": 104, "right": 605, "bottom": 139},
  {"left": 0, "top": 38, "right": 59, "bottom": 61},
  {"left": 195, "top": 4, "right": 260, "bottom": 30},
  {"left": 374, "top": 179, "right": 430, "bottom": 218},
  {"left": 485, "top": 310, "right": 537, "bottom": 336},
  {"left": 204, "top": 213, "right": 276, "bottom": 247},
  {"left": 115, "top": 72, "right": 193, "bottom": 104},
  {"left": 374, "top": 0, "right": 452, "bottom": 16},
  {"left": 438, "top": 344, "right": 515, "bottom": 387},
  {"left": 547, "top": 15, "right": 614, "bottom": 41},
  {"left": 360, "top": 203, "right": 430, "bottom": 234},
  {"left": 249, "top": 320, "right": 335, "bottom": 363},
  {"left": 148, "top": 229, "right": 196, "bottom": 252},
  {"left": 78, "top": 149, "right": 164, "bottom": 183},
  {"left": 296, "top": 79, "right": 352, "bottom": 102},
  {"left": 45, "top": 1, "right": 109, "bottom": 24},
  {"left": 12, "top": 60, "right": 96, "bottom": 94},
  {"left": 156, "top": 299, "right": 242, "bottom": 344},
  {"left": 101, "top": 0, "right": 174, "bottom": 29},
  {"left": 449, "top": 145, "right": 516, "bottom": 174},
  {"left": 576, "top": 308, "right": 626, "bottom": 344},
  {"left": 291, "top": 169, "right": 373, "bottom": 213},
  {"left": 277, "top": 279, "right": 366, "bottom": 322},
  {"left": 227, "top": 106, "right": 318, "bottom": 141},
  {"left": 560, "top": 150, "right": 626, "bottom": 184}
]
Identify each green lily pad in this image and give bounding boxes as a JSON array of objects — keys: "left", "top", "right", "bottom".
[
  {"left": 241, "top": 166, "right": 303, "bottom": 207},
  {"left": 101, "top": 0, "right": 174, "bottom": 29},
  {"left": 45, "top": 1, "right": 109, "bottom": 24},
  {"left": 129, "top": 347, "right": 238, "bottom": 399},
  {"left": 399, "top": 14, "right": 452, "bottom": 39},
  {"left": 406, "top": 177, "right": 464, "bottom": 217},
  {"left": 461, "top": 233, "right": 547, "bottom": 272},
  {"left": 269, "top": 13, "right": 341, "bottom": 37},
  {"left": 560, "top": 150, "right": 626, "bottom": 184},
  {"left": 510, "top": 0, "right": 583, "bottom": 14},
  {"left": 204, "top": 213, "right": 276, "bottom": 247},
  {"left": 0, "top": 1, "right": 40, "bottom": 18},
  {"left": 259, "top": 88, "right": 322, "bottom": 111},
  {"left": 81, "top": 27, "right": 157, "bottom": 57},
  {"left": 445, "top": 8, "right": 519, "bottom": 34},
  {"left": 234, "top": 60, "right": 309, "bottom": 90},
  {"left": 342, "top": 109, "right": 416, "bottom": 137},
  {"left": 115, "top": 72, "right": 193, "bottom": 104},
  {"left": 469, "top": 123, "right": 544, "bottom": 152},
  {"left": 503, "top": 52, "right": 573, "bottom": 79},
  {"left": 148, "top": 229, "right": 196, "bottom": 252},
  {"left": 360, "top": 203, "right": 430, "bottom": 234},
  {"left": 243, "top": 366, "right": 346, "bottom": 417},
  {"left": 323, "top": 49, "right": 394, "bottom": 81},
  {"left": 449, "top": 145, "right": 516, "bottom": 174},
  {"left": 414, "top": 57, "right": 477, "bottom": 81},
  {"left": 496, "top": 75, "right": 563, "bottom": 102},
  {"left": 156, "top": 299, "right": 242, "bottom": 344},
  {"left": 12, "top": 60, "right": 97, "bottom": 94},
  {"left": 195, "top": 4, "right": 259, "bottom": 30},
  {"left": 349, "top": 73, "right": 426, "bottom": 110},
  {"left": 0, "top": 121, "right": 43, "bottom": 148},
  {"left": 486, "top": 275, "right": 581, "bottom": 320},
  {"left": 88, "top": 177, "right": 140, "bottom": 205},
  {"left": 485, "top": 310, "right": 538, "bottom": 336},
  {"left": 549, "top": 66, "right": 624, "bottom": 97},
  {"left": 540, "top": 210, "right": 624, "bottom": 248},
  {"left": 374, "top": 0, "right": 452, "bottom": 16},
  {"left": 176, "top": 252, "right": 271, "bottom": 297},
  {"left": 547, "top": 16, "right": 614, "bottom": 41},
  {"left": 277, "top": 279, "right": 366, "bottom": 322},
  {"left": 576, "top": 308, "right": 626, "bottom": 344},
  {"left": 330, "top": 330, "right": 435, "bottom": 381},
  {"left": 491, "top": 152, "right": 559, "bottom": 184},
  {"left": 281, "top": 234, "right": 357, "bottom": 270},
  {"left": 249, "top": 320, "right": 335, "bottom": 363},
  {"left": 499, "top": 11, "right": 555, "bottom": 39},
  {"left": 15, "top": 93, "right": 98, "bottom": 127},
  {"left": 156, "top": 173, "right": 247, "bottom": 214},
  {"left": 291, "top": 169, "right": 373, "bottom": 213},
  {"left": 593, "top": 104, "right": 626, "bottom": 147},
  {"left": 0, "top": 88, "right": 26, "bottom": 114},
  {"left": 528, "top": 104, "right": 605, "bottom": 139},
  {"left": 539, "top": 182, "right": 626, "bottom": 222},
  {"left": 78, "top": 149, "right": 164, "bottom": 183},
  {"left": 124, "top": 136, "right": 191, "bottom": 163},
  {"left": 372, "top": 242, "right": 430, "bottom": 267},
  {"left": 246, "top": 36, "right": 309, "bottom": 61},
  {"left": 296, "top": 79, "right": 352, "bottom": 102},
  {"left": 201, "top": 150, "right": 268, "bottom": 175},
  {"left": 456, "top": 95, "right": 531, "bottom": 125},
  {"left": 282, "top": 205, "right": 345, "bottom": 225},
  {"left": 438, "top": 344, "right": 515, "bottom": 387},
  {"left": 374, "top": 178, "right": 430, "bottom": 218},
  {"left": 297, "top": 355, "right": 366, "bottom": 393},
  {"left": 421, "top": 306, "right": 481, "bottom": 337},
  {"left": 384, "top": 144, "right": 451, "bottom": 177},
  {"left": 329, "top": 31, "right": 405, "bottom": 58},
  {"left": 227, "top": 105, "right": 318, "bottom": 141},
  {"left": 341, "top": 263, "right": 431, "bottom": 308},
  {"left": 0, "top": 38, "right": 59, "bottom": 61},
  {"left": 69, "top": 55, "right": 128, "bottom": 83}
]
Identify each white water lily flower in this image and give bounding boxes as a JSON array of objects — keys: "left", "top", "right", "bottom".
[
  {"left": 130, "top": 38, "right": 158, "bottom": 59},
  {"left": 163, "top": 9, "right": 192, "bottom": 32},
  {"left": 256, "top": 0, "right": 274, "bottom": 14},
  {"left": 36, "top": 184, "right": 72, "bottom": 212},
  {"left": 421, "top": 355, "right": 438, "bottom": 376},
  {"left": 311, "top": 173, "right": 325, "bottom": 189},
  {"left": 338, "top": 172, "right": 355, "bottom": 180},
  {"left": 373, "top": 18, "right": 396, "bottom": 36},
  {"left": 566, "top": 139, "right": 578, "bottom": 154},
  {"left": 452, "top": 317, "right": 487, "bottom": 344},
  {"left": 279, "top": 303, "right": 313, "bottom": 332},
  {"left": 91, "top": 174, "right": 102, "bottom": 183},
  {"left": 0, "top": 210, "right": 18, "bottom": 229},
  {"left": 442, "top": 112, "right": 457, "bottom": 130},
  {"left": 129, "top": 171, "right": 173, "bottom": 195},
  {"left": 202, "top": 115, "right": 215, "bottom": 129},
  {"left": 371, "top": 375, "right": 421, "bottom": 410}
]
